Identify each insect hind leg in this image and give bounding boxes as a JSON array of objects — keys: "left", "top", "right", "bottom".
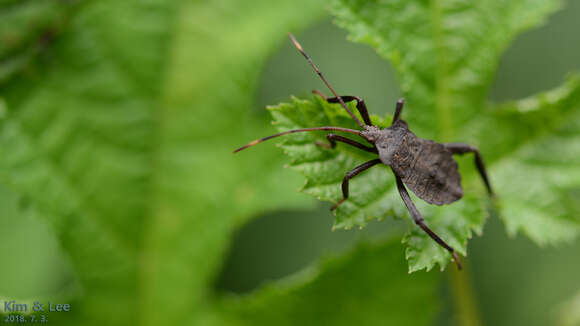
[
  {"left": 444, "top": 143, "right": 493, "bottom": 196},
  {"left": 393, "top": 170, "right": 463, "bottom": 270}
]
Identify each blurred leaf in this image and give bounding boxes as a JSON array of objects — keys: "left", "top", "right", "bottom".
[
  {"left": 0, "top": 0, "right": 323, "bottom": 325},
  {"left": 480, "top": 76, "right": 580, "bottom": 245},
  {"left": 218, "top": 239, "right": 440, "bottom": 326},
  {"left": 331, "top": 0, "right": 561, "bottom": 140},
  {"left": 557, "top": 289, "right": 580, "bottom": 326},
  {"left": 0, "top": 0, "right": 73, "bottom": 84}
]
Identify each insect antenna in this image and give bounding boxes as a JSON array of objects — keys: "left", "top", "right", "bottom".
[
  {"left": 288, "top": 33, "right": 366, "bottom": 129},
  {"left": 233, "top": 126, "right": 362, "bottom": 153}
]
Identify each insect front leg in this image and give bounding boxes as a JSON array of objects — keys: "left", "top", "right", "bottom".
[
  {"left": 393, "top": 170, "right": 463, "bottom": 270},
  {"left": 444, "top": 143, "right": 493, "bottom": 195},
  {"left": 316, "top": 133, "right": 377, "bottom": 153},
  {"left": 331, "top": 159, "right": 382, "bottom": 211},
  {"left": 313, "top": 90, "right": 372, "bottom": 126}
]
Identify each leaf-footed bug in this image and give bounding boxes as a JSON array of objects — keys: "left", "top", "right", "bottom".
[{"left": 234, "top": 33, "right": 494, "bottom": 270}]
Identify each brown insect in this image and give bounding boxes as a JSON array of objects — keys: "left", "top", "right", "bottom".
[{"left": 234, "top": 33, "right": 493, "bottom": 269}]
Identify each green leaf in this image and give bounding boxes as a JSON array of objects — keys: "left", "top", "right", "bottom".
[
  {"left": 0, "top": 0, "right": 323, "bottom": 324},
  {"left": 320, "top": 0, "right": 575, "bottom": 270},
  {"left": 556, "top": 288, "right": 580, "bottom": 326},
  {"left": 269, "top": 96, "right": 397, "bottom": 229},
  {"left": 481, "top": 76, "right": 580, "bottom": 245},
  {"left": 218, "top": 239, "right": 440, "bottom": 326},
  {"left": 331, "top": 0, "right": 561, "bottom": 140},
  {"left": 268, "top": 95, "right": 490, "bottom": 271},
  {"left": 264, "top": 0, "right": 577, "bottom": 272},
  {"left": 0, "top": 0, "right": 73, "bottom": 85}
]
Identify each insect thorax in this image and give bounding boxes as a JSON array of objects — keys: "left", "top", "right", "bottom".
[
  {"left": 374, "top": 119, "right": 463, "bottom": 205},
  {"left": 373, "top": 120, "right": 412, "bottom": 165}
]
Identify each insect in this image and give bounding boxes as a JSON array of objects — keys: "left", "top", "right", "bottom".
[{"left": 234, "top": 33, "right": 494, "bottom": 269}]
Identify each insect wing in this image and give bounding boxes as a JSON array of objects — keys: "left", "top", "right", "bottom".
[{"left": 392, "top": 136, "right": 463, "bottom": 205}]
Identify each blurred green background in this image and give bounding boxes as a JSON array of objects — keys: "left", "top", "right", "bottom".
[
  {"left": 217, "top": 4, "right": 580, "bottom": 325},
  {"left": 1, "top": 0, "right": 580, "bottom": 325}
]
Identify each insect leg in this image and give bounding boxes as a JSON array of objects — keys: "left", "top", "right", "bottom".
[
  {"left": 392, "top": 98, "right": 405, "bottom": 124},
  {"left": 313, "top": 90, "right": 372, "bottom": 126},
  {"left": 444, "top": 143, "right": 493, "bottom": 195},
  {"left": 317, "top": 133, "right": 377, "bottom": 153},
  {"left": 331, "top": 159, "right": 382, "bottom": 211},
  {"left": 393, "top": 170, "right": 463, "bottom": 270}
]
